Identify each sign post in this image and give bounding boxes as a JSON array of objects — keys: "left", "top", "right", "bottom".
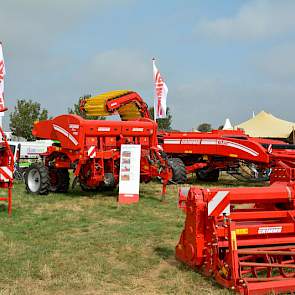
[{"left": 118, "top": 144, "right": 141, "bottom": 204}]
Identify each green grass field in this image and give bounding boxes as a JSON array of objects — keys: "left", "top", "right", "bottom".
[{"left": 0, "top": 176, "right": 263, "bottom": 295}]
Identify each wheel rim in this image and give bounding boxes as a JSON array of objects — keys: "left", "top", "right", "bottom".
[{"left": 27, "top": 168, "right": 41, "bottom": 192}]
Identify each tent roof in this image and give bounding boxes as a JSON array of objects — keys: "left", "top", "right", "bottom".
[
  {"left": 235, "top": 111, "right": 295, "bottom": 138},
  {"left": 223, "top": 118, "right": 233, "bottom": 130}
]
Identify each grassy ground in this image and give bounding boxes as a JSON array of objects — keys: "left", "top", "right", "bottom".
[{"left": 0, "top": 175, "right": 265, "bottom": 295}]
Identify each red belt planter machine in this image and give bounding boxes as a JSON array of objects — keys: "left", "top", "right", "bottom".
[{"left": 25, "top": 91, "right": 173, "bottom": 195}]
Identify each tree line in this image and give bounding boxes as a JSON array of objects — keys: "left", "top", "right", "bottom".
[{"left": 9, "top": 97, "right": 174, "bottom": 140}]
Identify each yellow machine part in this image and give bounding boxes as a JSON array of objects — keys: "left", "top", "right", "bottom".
[
  {"left": 83, "top": 90, "right": 131, "bottom": 116},
  {"left": 118, "top": 103, "right": 144, "bottom": 120},
  {"left": 82, "top": 90, "right": 144, "bottom": 120}
]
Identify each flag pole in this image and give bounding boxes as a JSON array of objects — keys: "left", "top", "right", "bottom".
[
  {"left": 152, "top": 57, "right": 156, "bottom": 121},
  {"left": 0, "top": 41, "right": 4, "bottom": 129}
]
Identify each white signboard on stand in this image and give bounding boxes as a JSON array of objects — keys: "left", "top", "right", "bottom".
[{"left": 118, "top": 144, "right": 141, "bottom": 204}]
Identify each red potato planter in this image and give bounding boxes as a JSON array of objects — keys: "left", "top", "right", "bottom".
[
  {"left": 78, "top": 90, "right": 295, "bottom": 184},
  {"left": 25, "top": 114, "right": 173, "bottom": 195}
]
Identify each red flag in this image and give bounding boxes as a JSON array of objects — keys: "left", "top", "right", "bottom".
[
  {"left": 153, "top": 59, "right": 168, "bottom": 119},
  {"left": 0, "top": 43, "right": 6, "bottom": 112}
]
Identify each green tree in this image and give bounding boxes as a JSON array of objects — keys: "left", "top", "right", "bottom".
[
  {"left": 9, "top": 99, "right": 49, "bottom": 140},
  {"left": 68, "top": 94, "right": 105, "bottom": 120},
  {"left": 197, "top": 123, "right": 212, "bottom": 132},
  {"left": 148, "top": 106, "right": 172, "bottom": 130}
]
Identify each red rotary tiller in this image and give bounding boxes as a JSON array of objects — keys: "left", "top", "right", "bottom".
[{"left": 176, "top": 157, "right": 295, "bottom": 294}]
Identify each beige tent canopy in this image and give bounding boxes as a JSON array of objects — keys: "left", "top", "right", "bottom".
[{"left": 235, "top": 111, "right": 295, "bottom": 138}]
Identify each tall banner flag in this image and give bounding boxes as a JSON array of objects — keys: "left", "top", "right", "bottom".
[
  {"left": 0, "top": 42, "right": 6, "bottom": 117},
  {"left": 153, "top": 58, "right": 168, "bottom": 119}
]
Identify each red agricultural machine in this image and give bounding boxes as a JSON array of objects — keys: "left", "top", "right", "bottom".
[
  {"left": 160, "top": 129, "right": 295, "bottom": 183},
  {"left": 74, "top": 89, "right": 295, "bottom": 184},
  {"left": 24, "top": 89, "right": 295, "bottom": 196},
  {"left": 24, "top": 91, "right": 174, "bottom": 195},
  {"left": 0, "top": 120, "right": 14, "bottom": 215},
  {"left": 176, "top": 152, "right": 295, "bottom": 294}
]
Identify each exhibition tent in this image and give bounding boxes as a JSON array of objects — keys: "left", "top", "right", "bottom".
[{"left": 235, "top": 111, "right": 295, "bottom": 138}]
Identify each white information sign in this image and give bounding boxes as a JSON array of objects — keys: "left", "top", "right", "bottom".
[{"left": 118, "top": 144, "right": 141, "bottom": 204}]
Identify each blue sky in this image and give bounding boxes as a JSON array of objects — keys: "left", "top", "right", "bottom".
[{"left": 1, "top": 0, "right": 295, "bottom": 130}]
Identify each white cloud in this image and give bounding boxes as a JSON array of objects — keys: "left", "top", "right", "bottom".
[{"left": 194, "top": 0, "right": 295, "bottom": 41}]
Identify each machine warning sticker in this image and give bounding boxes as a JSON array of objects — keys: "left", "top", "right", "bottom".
[
  {"left": 132, "top": 128, "right": 144, "bottom": 132},
  {"left": 97, "top": 127, "right": 111, "bottom": 132},
  {"left": 258, "top": 226, "right": 282, "bottom": 234},
  {"left": 69, "top": 124, "right": 79, "bottom": 130},
  {"left": 231, "top": 230, "right": 237, "bottom": 251},
  {"left": 236, "top": 228, "right": 248, "bottom": 235}
]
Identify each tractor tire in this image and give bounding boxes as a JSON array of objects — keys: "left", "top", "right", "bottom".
[
  {"left": 50, "top": 169, "right": 70, "bottom": 193},
  {"left": 25, "top": 163, "right": 50, "bottom": 195},
  {"left": 196, "top": 168, "right": 220, "bottom": 182},
  {"left": 168, "top": 158, "right": 187, "bottom": 184}
]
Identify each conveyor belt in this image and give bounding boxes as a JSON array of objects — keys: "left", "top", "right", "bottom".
[{"left": 81, "top": 90, "right": 148, "bottom": 120}]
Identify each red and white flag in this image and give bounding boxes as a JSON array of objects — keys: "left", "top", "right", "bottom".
[
  {"left": 153, "top": 59, "right": 168, "bottom": 119},
  {"left": 0, "top": 43, "right": 6, "bottom": 113}
]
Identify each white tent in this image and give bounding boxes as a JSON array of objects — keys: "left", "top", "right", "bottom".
[{"left": 222, "top": 118, "right": 233, "bottom": 130}]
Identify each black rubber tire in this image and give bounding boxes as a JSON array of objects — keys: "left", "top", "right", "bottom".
[
  {"left": 104, "top": 173, "right": 116, "bottom": 188},
  {"left": 13, "top": 167, "right": 25, "bottom": 181},
  {"left": 80, "top": 182, "right": 99, "bottom": 192},
  {"left": 168, "top": 158, "right": 187, "bottom": 184},
  {"left": 196, "top": 168, "right": 220, "bottom": 182},
  {"left": 80, "top": 173, "right": 116, "bottom": 192},
  {"left": 50, "top": 169, "right": 70, "bottom": 193},
  {"left": 57, "top": 169, "right": 70, "bottom": 192},
  {"left": 25, "top": 163, "right": 50, "bottom": 195}
]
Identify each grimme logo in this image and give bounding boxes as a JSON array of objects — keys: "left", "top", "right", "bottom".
[
  {"left": 180, "top": 139, "right": 201, "bottom": 144},
  {"left": 258, "top": 226, "right": 282, "bottom": 234}
]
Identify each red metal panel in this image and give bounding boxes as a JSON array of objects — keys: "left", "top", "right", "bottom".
[
  {"left": 246, "top": 278, "right": 295, "bottom": 295},
  {"left": 162, "top": 130, "right": 269, "bottom": 163},
  {"left": 105, "top": 137, "right": 116, "bottom": 147},
  {"left": 139, "top": 137, "right": 149, "bottom": 146},
  {"left": 85, "top": 137, "right": 97, "bottom": 146}
]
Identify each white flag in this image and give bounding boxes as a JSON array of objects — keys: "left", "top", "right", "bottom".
[
  {"left": 0, "top": 43, "right": 6, "bottom": 113},
  {"left": 153, "top": 59, "right": 168, "bottom": 119}
]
